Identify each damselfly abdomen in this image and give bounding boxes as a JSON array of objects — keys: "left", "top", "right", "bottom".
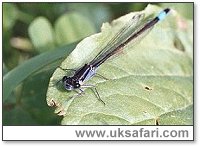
[{"left": 59, "top": 8, "right": 170, "bottom": 105}]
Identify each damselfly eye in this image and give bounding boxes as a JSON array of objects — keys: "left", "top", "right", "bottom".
[
  {"left": 62, "top": 76, "right": 68, "bottom": 82},
  {"left": 64, "top": 83, "right": 73, "bottom": 90}
]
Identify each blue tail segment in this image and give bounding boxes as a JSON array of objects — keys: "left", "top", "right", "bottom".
[{"left": 157, "top": 8, "right": 170, "bottom": 21}]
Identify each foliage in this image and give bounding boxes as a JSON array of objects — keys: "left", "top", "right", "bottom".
[
  {"left": 47, "top": 4, "right": 193, "bottom": 125},
  {"left": 3, "top": 3, "right": 193, "bottom": 125}
]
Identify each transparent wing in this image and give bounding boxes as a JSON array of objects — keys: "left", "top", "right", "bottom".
[
  {"left": 90, "top": 13, "right": 155, "bottom": 66},
  {"left": 90, "top": 13, "right": 145, "bottom": 64},
  {"left": 101, "top": 13, "right": 145, "bottom": 52}
]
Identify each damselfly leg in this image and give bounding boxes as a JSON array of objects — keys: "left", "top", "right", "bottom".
[
  {"left": 67, "top": 84, "right": 105, "bottom": 105},
  {"left": 68, "top": 88, "right": 85, "bottom": 99},
  {"left": 58, "top": 66, "right": 76, "bottom": 72},
  {"left": 57, "top": 66, "right": 106, "bottom": 105},
  {"left": 81, "top": 84, "right": 106, "bottom": 106},
  {"left": 55, "top": 8, "right": 170, "bottom": 107}
]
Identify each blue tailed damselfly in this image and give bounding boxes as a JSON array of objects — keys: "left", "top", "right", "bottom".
[{"left": 58, "top": 8, "right": 170, "bottom": 105}]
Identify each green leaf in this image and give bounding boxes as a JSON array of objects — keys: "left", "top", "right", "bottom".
[
  {"left": 19, "top": 69, "right": 61, "bottom": 125},
  {"left": 3, "top": 3, "right": 18, "bottom": 30},
  {"left": 28, "top": 17, "right": 55, "bottom": 52},
  {"left": 3, "top": 105, "right": 37, "bottom": 125},
  {"left": 3, "top": 67, "right": 62, "bottom": 125},
  {"left": 55, "top": 12, "right": 96, "bottom": 45},
  {"left": 66, "top": 3, "right": 112, "bottom": 31},
  {"left": 158, "top": 105, "right": 193, "bottom": 125},
  {"left": 130, "top": 3, "right": 148, "bottom": 11},
  {"left": 46, "top": 5, "right": 193, "bottom": 125},
  {"left": 3, "top": 42, "right": 76, "bottom": 102},
  {"left": 132, "top": 105, "right": 193, "bottom": 125}
]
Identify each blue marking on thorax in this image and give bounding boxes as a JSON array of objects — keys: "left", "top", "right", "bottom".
[
  {"left": 83, "top": 68, "right": 97, "bottom": 82},
  {"left": 158, "top": 11, "right": 167, "bottom": 21}
]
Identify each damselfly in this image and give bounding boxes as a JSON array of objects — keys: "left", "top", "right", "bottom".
[{"left": 58, "top": 8, "right": 170, "bottom": 105}]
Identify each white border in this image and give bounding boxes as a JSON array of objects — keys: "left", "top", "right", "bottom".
[
  {"left": 3, "top": 126, "right": 194, "bottom": 140},
  {"left": 0, "top": 0, "right": 197, "bottom": 2},
  {"left": 1, "top": 0, "right": 198, "bottom": 146}
]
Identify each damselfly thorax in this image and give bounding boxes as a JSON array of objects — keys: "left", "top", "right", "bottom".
[{"left": 58, "top": 8, "right": 170, "bottom": 105}]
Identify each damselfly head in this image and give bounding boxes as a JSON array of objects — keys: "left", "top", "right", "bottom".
[{"left": 62, "top": 76, "right": 80, "bottom": 90}]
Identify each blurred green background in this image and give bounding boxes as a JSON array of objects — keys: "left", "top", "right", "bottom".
[{"left": 2, "top": 3, "right": 193, "bottom": 125}]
